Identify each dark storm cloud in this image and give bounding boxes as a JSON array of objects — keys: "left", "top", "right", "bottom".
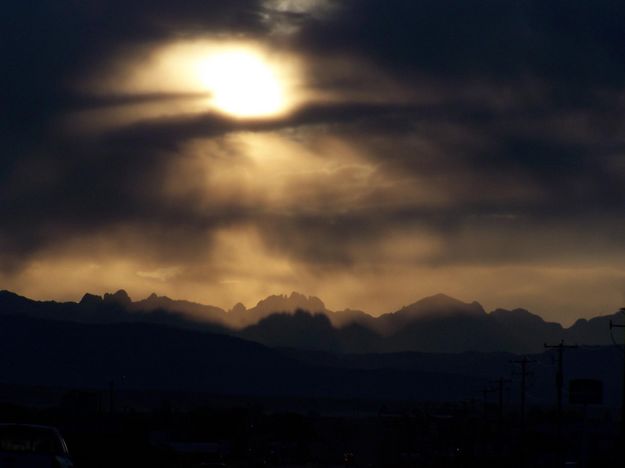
[
  {"left": 1, "top": 0, "right": 264, "bottom": 141},
  {"left": 291, "top": 0, "right": 625, "bottom": 221},
  {"left": 298, "top": 0, "right": 625, "bottom": 89},
  {"left": 294, "top": 2, "right": 625, "bottom": 167},
  {"left": 1, "top": 0, "right": 267, "bottom": 260},
  {"left": 2, "top": 0, "right": 625, "bottom": 316}
]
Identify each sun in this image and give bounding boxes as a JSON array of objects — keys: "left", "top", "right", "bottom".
[{"left": 197, "top": 49, "right": 287, "bottom": 118}]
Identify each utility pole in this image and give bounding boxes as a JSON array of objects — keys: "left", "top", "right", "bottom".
[
  {"left": 511, "top": 356, "right": 536, "bottom": 428},
  {"left": 609, "top": 308, "right": 625, "bottom": 450},
  {"left": 544, "top": 340, "right": 577, "bottom": 464},
  {"left": 511, "top": 357, "right": 536, "bottom": 467},
  {"left": 544, "top": 340, "right": 578, "bottom": 427},
  {"left": 492, "top": 377, "right": 511, "bottom": 429}
]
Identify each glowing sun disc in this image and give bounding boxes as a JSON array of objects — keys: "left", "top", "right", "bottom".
[{"left": 198, "top": 49, "right": 287, "bottom": 118}]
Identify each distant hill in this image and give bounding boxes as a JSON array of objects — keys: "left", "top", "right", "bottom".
[
  {"left": 239, "top": 310, "right": 384, "bottom": 353},
  {"left": 0, "top": 290, "right": 229, "bottom": 334},
  {"left": 1, "top": 289, "right": 623, "bottom": 354},
  {"left": 375, "top": 293, "right": 487, "bottom": 335},
  {"left": 0, "top": 314, "right": 294, "bottom": 392},
  {"left": 0, "top": 314, "right": 491, "bottom": 402},
  {"left": 131, "top": 292, "right": 228, "bottom": 326},
  {"left": 0, "top": 313, "right": 621, "bottom": 407},
  {"left": 237, "top": 294, "right": 621, "bottom": 354}
]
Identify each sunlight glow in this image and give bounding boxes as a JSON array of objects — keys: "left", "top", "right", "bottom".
[
  {"left": 77, "top": 40, "right": 302, "bottom": 131},
  {"left": 197, "top": 49, "right": 287, "bottom": 118}
]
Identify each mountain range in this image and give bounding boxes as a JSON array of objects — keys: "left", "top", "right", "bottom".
[{"left": 1, "top": 289, "right": 622, "bottom": 354}]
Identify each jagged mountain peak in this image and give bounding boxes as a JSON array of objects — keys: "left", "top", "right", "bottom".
[
  {"left": 224, "top": 292, "right": 328, "bottom": 328},
  {"left": 139, "top": 292, "right": 173, "bottom": 305},
  {"left": 102, "top": 289, "right": 132, "bottom": 306},
  {"left": 254, "top": 292, "right": 326, "bottom": 312},
  {"left": 0, "top": 288, "right": 622, "bottom": 353}
]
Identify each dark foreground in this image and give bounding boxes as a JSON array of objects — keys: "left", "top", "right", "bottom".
[{"left": 1, "top": 389, "right": 623, "bottom": 468}]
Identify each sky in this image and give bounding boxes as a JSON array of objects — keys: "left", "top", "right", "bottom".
[{"left": 2, "top": 0, "right": 625, "bottom": 324}]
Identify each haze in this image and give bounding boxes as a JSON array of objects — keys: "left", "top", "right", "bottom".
[{"left": 2, "top": 0, "right": 625, "bottom": 324}]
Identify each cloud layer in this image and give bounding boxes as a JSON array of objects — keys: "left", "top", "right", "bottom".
[{"left": 2, "top": 0, "right": 625, "bottom": 322}]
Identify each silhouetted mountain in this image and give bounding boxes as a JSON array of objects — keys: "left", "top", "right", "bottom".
[
  {"left": 0, "top": 290, "right": 229, "bottom": 334},
  {"left": 385, "top": 313, "right": 508, "bottom": 353},
  {"left": 566, "top": 313, "right": 624, "bottom": 344},
  {"left": 1, "top": 291, "right": 623, "bottom": 405},
  {"left": 238, "top": 309, "right": 385, "bottom": 353},
  {"left": 228, "top": 292, "right": 327, "bottom": 327},
  {"left": 79, "top": 293, "right": 103, "bottom": 307},
  {"left": 376, "top": 295, "right": 622, "bottom": 353},
  {"left": 0, "top": 314, "right": 294, "bottom": 393},
  {"left": 236, "top": 295, "right": 624, "bottom": 353},
  {"left": 103, "top": 289, "right": 132, "bottom": 307},
  {"left": 376, "top": 294, "right": 487, "bottom": 335},
  {"left": 1, "top": 289, "right": 623, "bottom": 354},
  {"left": 0, "top": 314, "right": 491, "bottom": 401},
  {"left": 324, "top": 308, "right": 378, "bottom": 329},
  {"left": 132, "top": 293, "right": 228, "bottom": 325},
  {"left": 490, "top": 308, "right": 564, "bottom": 351},
  {"left": 240, "top": 310, "right": 342, "bottom": 352},
  {"left": 334, "top": 322, "right": 384, "bottom": 353}
]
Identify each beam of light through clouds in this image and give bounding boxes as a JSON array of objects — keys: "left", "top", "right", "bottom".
[{"left": 3, "top": 0, "right": 625, "bottom": 323}]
